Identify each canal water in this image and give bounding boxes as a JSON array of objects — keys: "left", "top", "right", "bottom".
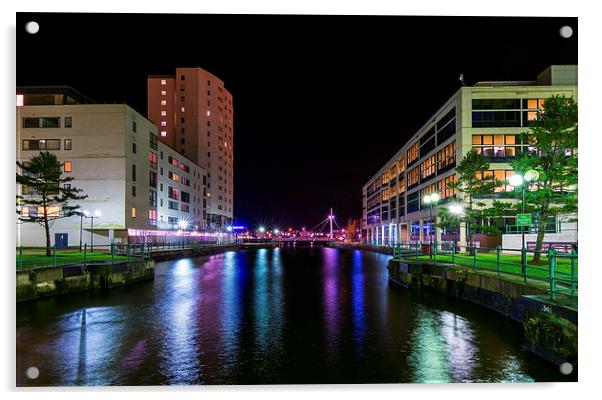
[{"left": 16, "top": 247, "right": 570, "bottom": 386}]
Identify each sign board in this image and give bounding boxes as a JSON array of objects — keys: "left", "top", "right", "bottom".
[{"left": 516, "top": 213, "right": 532, "bottom": 227}]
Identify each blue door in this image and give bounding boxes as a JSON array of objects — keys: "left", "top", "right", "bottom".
[{"left": 55, "top": 233, "right": 68, "bottom": 248}]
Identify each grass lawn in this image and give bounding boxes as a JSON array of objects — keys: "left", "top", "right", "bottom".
[
  {"left": 406, "top": 252, "right": 578, "bottom": 281},
  {"left": 16, "top": 250, "right": 129, "bottom": 269}
]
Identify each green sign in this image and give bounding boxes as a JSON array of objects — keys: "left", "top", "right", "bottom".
[{"left": 517, "top": 213, "right": 532, "bottom": 227}]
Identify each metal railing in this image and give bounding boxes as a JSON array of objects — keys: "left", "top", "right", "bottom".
[
  {"left": 389, "top": 241, "right": 577, "bottom": 299},
  {"left": 16, "top": 243, "right": 147, "bottom": 271}
]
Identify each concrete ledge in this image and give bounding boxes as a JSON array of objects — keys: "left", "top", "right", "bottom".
[{"left": 16, "top": 260, "right": 155, "bottom": 302}]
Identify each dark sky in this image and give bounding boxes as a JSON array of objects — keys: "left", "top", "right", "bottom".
[{"left": 16, "top": 13, "right": 577, "bottom": 229}]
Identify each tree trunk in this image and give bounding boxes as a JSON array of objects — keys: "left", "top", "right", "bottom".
[
  {"left": 44, "top": 216, "right": 52, "bottom": 257},
  {"left": 532, "top": 205, "right": 549, "bottom": 262}
]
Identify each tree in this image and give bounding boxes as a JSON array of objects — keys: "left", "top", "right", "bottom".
[
  {"left": 447, "top": 150, "right": 502, "bottom": 248},
  {"left": 512, "top": 95, "right": 578, "bottom": 261},
  {"left": 17, "top": 152, "right": 88, "bottom": 256}
]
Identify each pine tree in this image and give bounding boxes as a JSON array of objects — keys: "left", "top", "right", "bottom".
[
  {"left": 513, "top": 95, "right": 578, "bottom": 261},
  {"left": 17, "top": 152, "right": 88, "bottom": 256}
]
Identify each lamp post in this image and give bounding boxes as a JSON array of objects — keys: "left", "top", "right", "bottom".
[
  {"left": 178, "top": 219, "right": 188, "bottom": 247},
  {"left": 83, "top": 210, "right": 102, "bottom": 252},
  {"left": 449, "top": 203, "right": 465, "bottom": 252},
  {"left": 508, "top": 170, "right": 539, "bottom": 275},
  {"left": 79, "top": 212, "right": 84, "bottom": 251},
  {"left": 423, "top": 192, "right": 440, "bottom": 258}
]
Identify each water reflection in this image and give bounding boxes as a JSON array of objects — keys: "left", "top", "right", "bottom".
[
  {"left": 351, "top": 250, "right": 367, "bottom": 358},
  {"left": 16, "top": 247, "right": 566, "bottom": 386},
  {"left": 158, "top": 258, "right": 200, "bottom": 384}
]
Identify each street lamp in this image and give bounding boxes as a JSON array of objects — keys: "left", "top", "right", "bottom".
[
  {"left": 509, "top": 169, "right": 539, "bottom": 275},
  {"left": 83, "top": 210, "right": 101, "bottom": 252},
  {"left": 423, "top": 192, "right": 440, "bottom": 258}
]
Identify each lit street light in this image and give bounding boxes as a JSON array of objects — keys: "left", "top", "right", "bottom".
[
  {"left": 509, "top": 169, "right": 539, "bottom": 276},
  {"left": 423, "top": 192, "right": 440, "bottom": 258},
  {"left": 449, "top": 203, "right": 465, "bottom": 252}
]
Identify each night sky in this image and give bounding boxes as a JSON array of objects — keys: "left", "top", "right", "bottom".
[{"left": 16, "top": 13, "right": 577, "bottom": 229}]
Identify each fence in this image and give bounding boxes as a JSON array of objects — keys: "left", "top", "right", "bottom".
[
  {"left": 16, "top": 243, "right": 149, "bottom": 271},
  {"left": 16, "top": 239, "right": 240, "bottom": 270},
  {"left": 390, "top": 241, "right": 577, "bottom": 300}
]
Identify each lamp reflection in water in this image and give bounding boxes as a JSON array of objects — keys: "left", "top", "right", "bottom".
[
  {"left": 158, "top": 258, "right": 200, "bottom": 384},
  {"left": 351, "top": 250, "right": 367, "bottom": 358}
]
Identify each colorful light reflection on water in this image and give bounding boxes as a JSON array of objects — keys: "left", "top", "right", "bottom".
[{"left": 16, "top": 247, "right": 569, "bottom": 386}]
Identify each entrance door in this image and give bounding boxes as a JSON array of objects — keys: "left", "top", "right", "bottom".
[{"left": 55, "top": 233, "right": 68, "bottom": 248}]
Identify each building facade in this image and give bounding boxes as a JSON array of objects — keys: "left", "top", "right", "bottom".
[
  {"left": 362, "top": 65, "right": 578, "bottom": 248},
  {"left": 16, "top": 87, "right": 208, "bottom": 247},
  {"left": 147, "top": 67, "right": 234, "bottom": 229}
]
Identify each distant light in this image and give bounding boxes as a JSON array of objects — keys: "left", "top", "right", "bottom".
[
  {"left": 16, "top": 94, "right": 24, "bottom": 107},
  {"left": 226, "top": 226, "right": 233, "bottom": 232},
  {"left": 274, "top": 228, "right": 280, "bottom": 235},
  {"left": 178, "top": 220, "right": 188, "bottom": 229},
  {"left": 160, "top": 131, "right": 167, "bottom": 137},
  {"left": 524, "top": 169, "right": 540, "bottom": 183},
  {"left": 509, "top": 174, "right": 524, "bottom": 187},
  {"left": 430, "top": 192, "right": 440, "bottom": 202},
  {"left": 258, "top": 226, "right": 265, "bottom": 233},
  {"left": 449, "top": 204, "right": 464, "bottom": 215}
]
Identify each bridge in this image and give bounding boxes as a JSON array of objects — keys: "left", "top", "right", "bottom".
[{"left": 272, "top": 208, "right": 341, "bottom": 245}]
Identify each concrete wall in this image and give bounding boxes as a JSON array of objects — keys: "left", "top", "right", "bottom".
[{"left": 16, "top": 260, "right": 155, "bottom": 302}]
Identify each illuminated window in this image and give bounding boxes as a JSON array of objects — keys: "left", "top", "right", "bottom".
[
  {"left": 407, "top": 166, "right": 420, "bottom": 188},
  {"left": 38, "top": 206, "right": 60, "bottom": 217},
  {"left": 161, "top": 79, "right": 166, "bottom": 85},
  {"left": 407, "top": 142, "right": 419, "bottom": 165},
  {"left": 16, "top": 94, "right": 24, "bottom": 106},
  {"left": 161, "top": 111, "right": 167, "bottom": 116},
  {"left": 161, "top": 121, "right": 167, "bottom": 127},
  {"left": 161, "top": 90, "right": 167, "bottom": 96},
  {"left": 527, "top": 111, "right": 538, "bottom": 121},
  {"left": 181, "top": 107, "right": 185, "bottom": 112},
  {"left": 148, "top": 209, "right": 157, "bottom": 225},
  {"left": 160, "top": 131, "right": 167, "bottom": 137},
  {"left": 21, "top": 206, "right": 29, "bottom": 217},
  {"left": 161, "top": 100, "right": 167, "bottom": 106},
  {"left": 131, "top": 207, "right": 136, "bottom": 218},
  {"left": 207, "top": 110, "right": 211, "bottom": 117},
  {"left": 64, "top": 161, "right": 72, "bottom": 173}
]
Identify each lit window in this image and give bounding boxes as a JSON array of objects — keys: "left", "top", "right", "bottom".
[
  {"left": 527, "top": 111, "right": 538, "bottom": 121},
  {"left": 38, "top": 206, "right": 60, "bottom": 217},
  {"left": 131, "top": 207, "right": 136, "bottom": 218},
  {"left": 64, "top": 139, "right": 72, "bottom": 150},
  {"left": 161, "top": 100, "right": 167, "bottom": 106},
  {"left": 16, "top": 94, "right": 24, "bottom": 107},
  {"left": 206, "top": 110, "right": 211, "bottom": 116},
  {"left": 161, "top": 79, "right": 166, "bottom": 85},
  {"left": 527, "top": 99, "right": 538, "bottom": 109},
  {"left": 64, "top": 161, "right": 72, "bottom": 173},
  {"left": 21, "top": 206, "right": 29, "bottom": 217},
  {"left": 161, "top": 111, "right": 167, "bottom": 116},
  {"left": 181, "top": 107, "right": 185, "bottom": 112},
  {"left": 161, "top": 90, "right": 167, "bottom": 96},
  {"left": 160, "top": 131, "right": 167, "bottom": 137},
  {"left": 161, "top": 121, "right": 167, "bottom": 127}
]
